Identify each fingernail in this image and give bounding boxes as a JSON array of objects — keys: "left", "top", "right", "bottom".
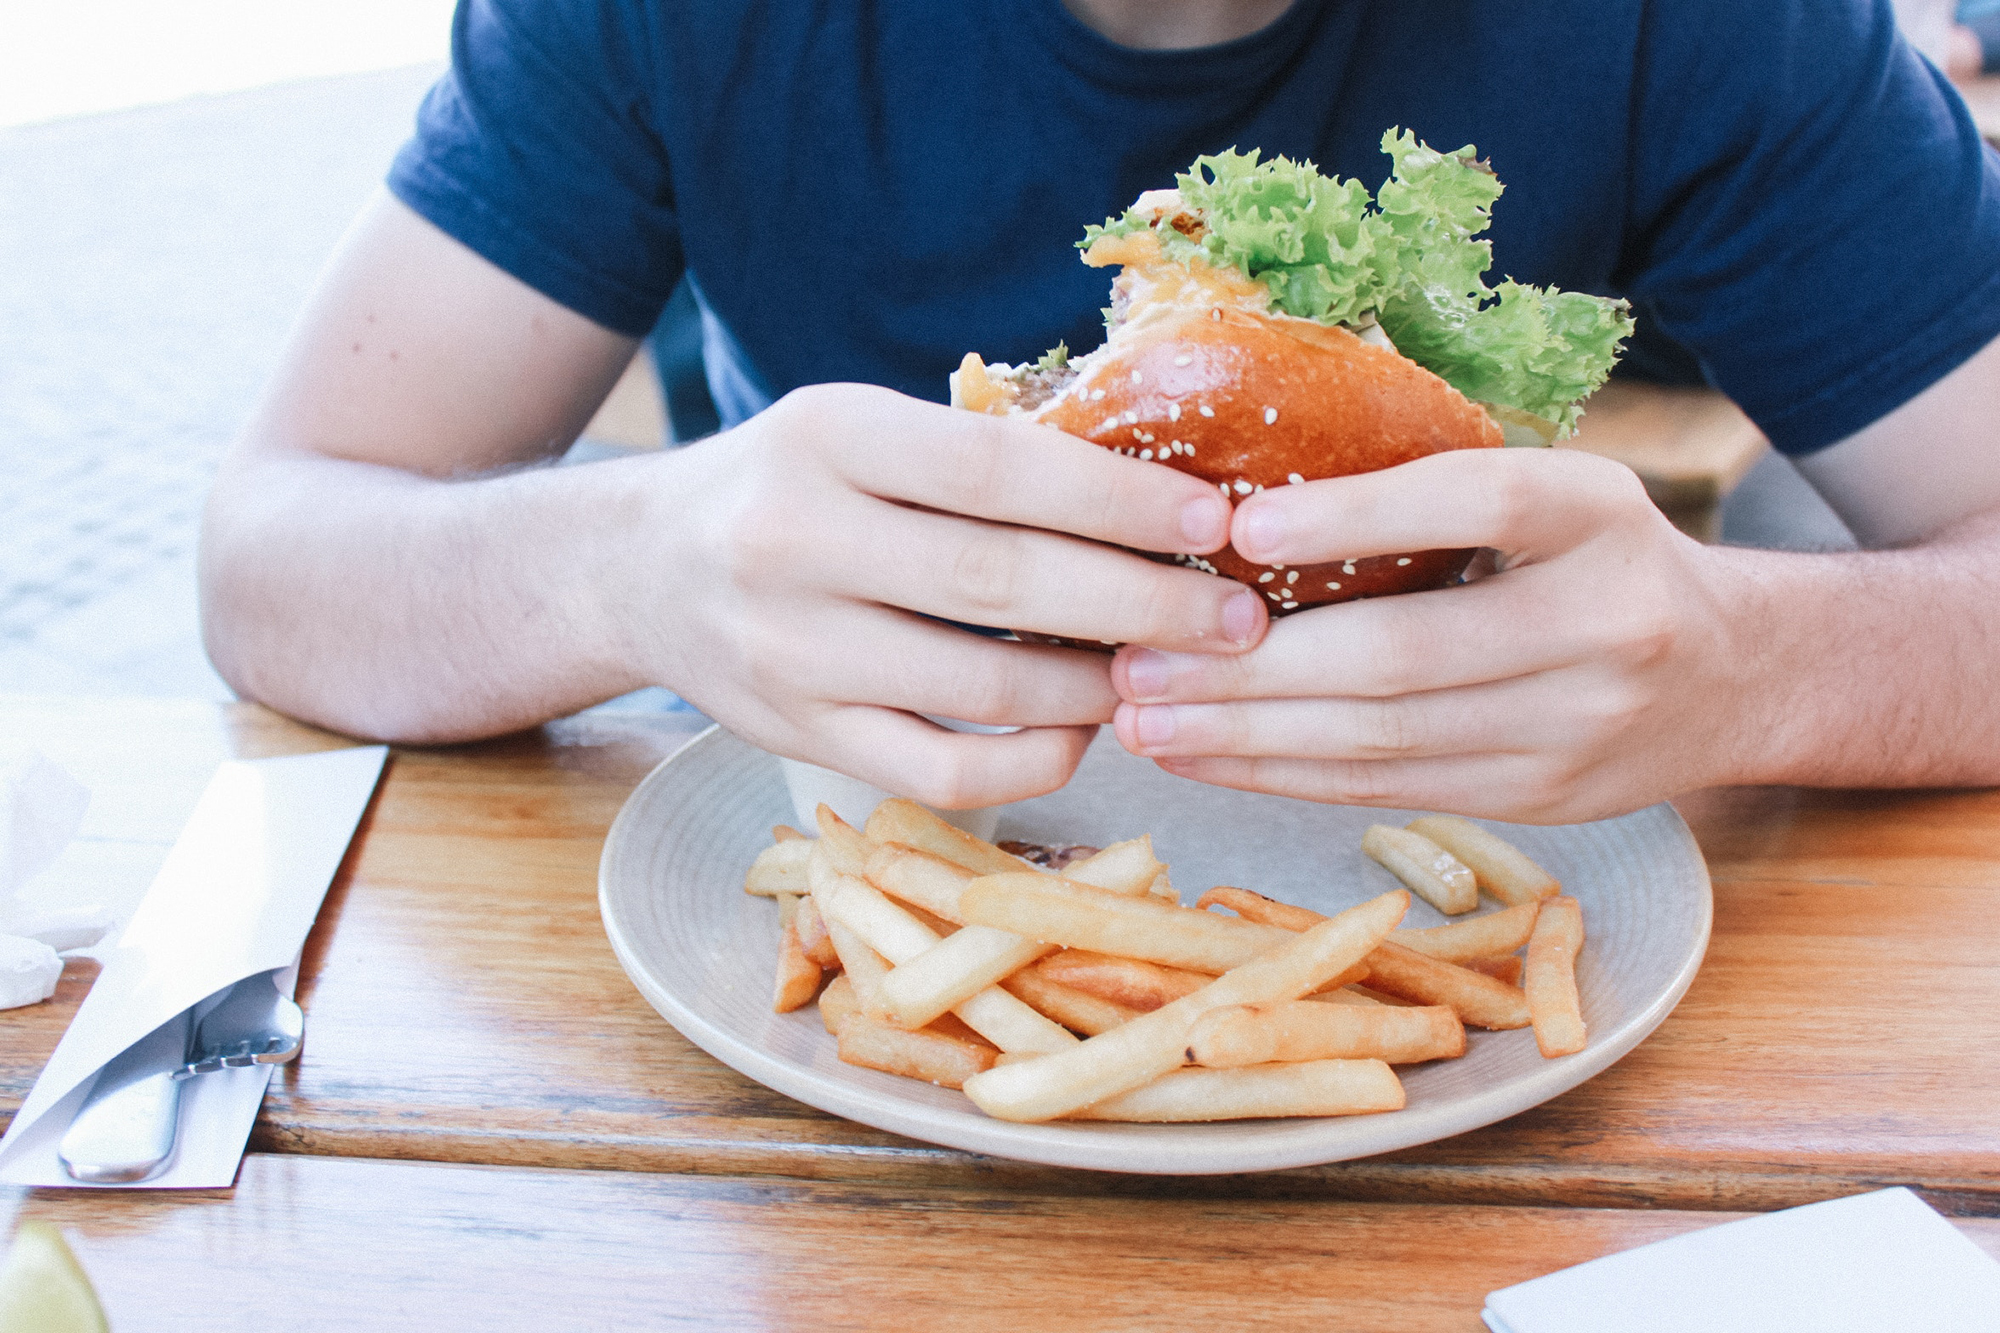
[
  {"left": 1123, "top": 648, "right": 1170, "bottom": 701},
  {"left": 1221, "top": 589, "right": 1262, "bottom": 646},
  {"left": 1133, "top": 705, "right": 1175, "bottom": 749},
  {"left": 1239, "top": 504, "right": 1283, "bottom": 560},
  {"left": 1180, "top": 496, "right": 1228, "bottom": 549}
]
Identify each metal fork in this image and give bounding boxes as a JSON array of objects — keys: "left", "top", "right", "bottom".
[{"left": 170, "top": 969, "right": 304, "bottom": 1080}]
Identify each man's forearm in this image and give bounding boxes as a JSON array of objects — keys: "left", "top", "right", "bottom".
[
  {"left": 1728, "top": 507, "right": 2000, "bottom": 789},
  {"left": 201, "top": 449, "right": 667, "bottom": 743}
]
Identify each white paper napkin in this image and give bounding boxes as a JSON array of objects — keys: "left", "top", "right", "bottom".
[
  {"left": 0, "top": 746, "right": 104, "bottom": 1007},
  {"left": 1483, "top": 1188, "right": 2000, "bottom": 1333},
  {"left": 0, "top": 746, "right": 387, "bottom": 1187}
]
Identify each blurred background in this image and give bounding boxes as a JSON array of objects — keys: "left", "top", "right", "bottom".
[{"left": 1, "top": 1, "right": 1994, "bottom": 708}]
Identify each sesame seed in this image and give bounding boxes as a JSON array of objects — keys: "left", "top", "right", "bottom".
[
  {"left": 1280, "top": 601, "right": 1298, "bottom": 609},
  {"left": 1131, "top": 370, "right": 1143, "bottom": 384},
  {"left": 1139, "top": 449, "right": 1152, "bottom": 460},
  {"left": 1253, "top": 484, "right": 1264, "bottom": 493},
  {"left": 1211, "top": 308, "right": 1222, "bottom": 320},
  {"left": 1125, "top": 411, "right": 1139, "bottom": 424},
  {"left": 1258, "top": 572, "right": 1274, "bottom": 583},
  {"left": 1167, "top": 403, "right": 1181, "bottom": 421},
  {"left": 1174, "top": 355, "right": 1193, "bottom": 367},
  {"left": 1396, "top": 557, "right": 1412, "bottom": 566},
  {"left": 1185, "top": 444, "right": 1196, "bottom": 455},
  {"left": 1287, "top": 571, "right": 1298, "bottom": 584},
  {"left": 1264, "top": 407, "right": 1279, "bottom": 425},
  {"left": 1287, "top": 472, "right": 1304, "bottom": 485},
  {"left": 1272, "top": 564, "right": 1285, "bottom": 571},
  {"left": 1219, "top": 483, "right": 1230, "bottom": 496},
  {"left": 1140, "top": 432, "right": 1154, "bottom": 443},
  {"left": 1233, "top": 480, "right": 1252, "bottom": 495},
  {"left": 1267, "top": 591, "right": 1282, "bottom": 600},
  {"left": 1198, "top": 405, "right": 1215, "bottom": 417},
  {"left": 1326, "top": 581, "right": 1342, "bottom": 590},
  {"left": 1343, "top": 562, "right": 1357, "bottom": 575},
  {"left": 1089, "top": 388, "right": 1106, "bottom": 401},
  {"left": 1100, "top": 418, "right": 1119, "bottom": 432}
]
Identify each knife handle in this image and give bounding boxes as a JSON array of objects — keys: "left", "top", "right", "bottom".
[{"left": 59, "top": 1010, "right": 190, "bottom": 1184}]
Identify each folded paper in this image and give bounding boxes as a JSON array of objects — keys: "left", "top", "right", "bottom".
[
  {"left": 1483, "top": 1187, "right": 2000, "bottom": 1333},
  {"left": 0, "top": 746, "right": 387, "bottom": 1188}
]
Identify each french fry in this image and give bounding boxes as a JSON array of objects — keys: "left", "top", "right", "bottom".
[
  {"left": 1347, "top": 984, "right": 1418, "bottom": 1007},
  {"left": 923, "top": 1011, "right": 995, "bottom": 1047},
  {"left": 1061, "top": 837, "right": 1164, "bottom": 897},
  {"left": 794, "top": 894, "right": 841, "bottom": 970},
  {"left": 1185, "top": 1000, "right": 1464, "bottom": 1067},
  {"left": 745, "top": 837, "right": 813, "bottom": 897},
  {"left": 1525, "top": 895, "right": 1587, "bottom": 1057},
  {"left": 1405, "top": 815, "right": 1560, "bottom": 906},
  {"left": 1362, "top": 824, "right": 1478, "bottom": 914},
  {"left": 1067, "top": 1059, "right": 1404, "bottom": 1122},
  {"left": 816, "top": 871, "right": 1077, "bottom": 1055},
  {"left": 1307, "top": 987, "right": 1386, "bottom": 1007},
  {"left": 959, "top": 873, "right": 1293, "bottom": 974},
  {"left": 822, "top": 917, "right": 891, "bottom": 1018},
  {"left": 1184, "top": 889, "right": 1394, "bottom": 994},
  {"left": 813, "top": 804, "right": 878, "bottom": 875},
  {"left": 772, "top": 917, "right": 824, "bottom": 1013},
  {"left": 775, "top": 891, "right": 800, "bottom": 928},
  {"left": 1146, "top": 869, "right": 1178, "bottom": 903},
  {"left": 1360, "top": 941, "right": 1531, "bottom": 1030},
  {"left": 959, "top": 889, "right": 1408, "bottom": 1123},
  {"left": 836, "top": 1012, "right": 997, "bottom": 1089},
  {"left": 864, "top": 843, "right": 977, "bottom": 924},
  {"left": 863, "top": 798, "right": 1031, "bottom": 877},
  {"left": 818, "top": 973, "right": 860, "bottom": 1034},
  {"left": 1037, "top": 948, "right": 1212, "bottom": 1012},
  {"left": 1196, "top": 885, "right": 1321, "bottom": 932},
  {"left": 1390, "top": 899, "right": 1541, "bottom": 963},
  {"left": 878, "top": 926, "right": 1054, "bottom": 1030},
  {"left": 773, "top": 824, "right": 807, "bottom": 842},
  {"left": 1000, "top": 969, "right": 1140, "bottom": 1036},
  {"left": 1463, "top": 955, "right": 1523, "bottom": 986}
]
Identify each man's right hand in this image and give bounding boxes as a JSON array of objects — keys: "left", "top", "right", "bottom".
[
  {"left": 203, "top": 195, "right": 1258, "bottom": 806},
  {"left": 633, "top": 383, "right": 1257, "bottom": 805}
]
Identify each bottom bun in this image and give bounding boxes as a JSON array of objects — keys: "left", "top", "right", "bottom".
[{"left": 1016, "top": 545, "right": 1476, "bottom": 652}]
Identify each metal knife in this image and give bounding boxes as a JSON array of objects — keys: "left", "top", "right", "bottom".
[
  {"left": 172, "top": 968, "right": 303, "bottom": 1079},
  {"left": 58, "top": 1009, "right": 191, "bottom": 1184}
]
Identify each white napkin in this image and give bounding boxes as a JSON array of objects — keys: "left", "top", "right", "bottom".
[
  {"left": 0, "top": 746, "right": 387, "bottom": 1187},
  {"left": 0, "top": 747, "right": 107, "bottom": 1007},
  {"left": 1483, "top": 1188, "right": 2000, "bottom": 1333}
]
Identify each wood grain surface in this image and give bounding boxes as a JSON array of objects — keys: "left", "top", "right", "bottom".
[
  {"left": 4, "top": 696, "right": 1997, "bottom": 1214},
  {"left": 13, "top": 1154, "right": 1998, "bottom": 1332}
]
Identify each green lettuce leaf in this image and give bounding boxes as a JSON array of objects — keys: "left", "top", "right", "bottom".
[{"left": 1080, "top": 130, "right": 1633, "bottom": 434}]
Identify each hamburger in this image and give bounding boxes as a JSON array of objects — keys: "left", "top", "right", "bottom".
[{"left": 952, "top": 130, "right": 1633, "bottom": 616}]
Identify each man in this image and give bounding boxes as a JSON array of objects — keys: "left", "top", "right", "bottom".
[{"left": 200, "top": 0, "right": 2000, "bottom": 823}]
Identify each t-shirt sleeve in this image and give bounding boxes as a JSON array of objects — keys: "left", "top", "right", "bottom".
[
  {"left": 1620, "top": 0, "right": 2000, "bottom": 454},
  {"left": 387, "top": 0, "right": 680, "bottom": 338}
]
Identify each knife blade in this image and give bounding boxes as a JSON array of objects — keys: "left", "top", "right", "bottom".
[{"left": 57, "top": 1009, "right": 190, "bottom": 1184}]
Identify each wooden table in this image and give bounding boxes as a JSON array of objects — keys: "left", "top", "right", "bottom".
[{"left": 4, "top": 695, "right": 1998, "bottom": 1328}]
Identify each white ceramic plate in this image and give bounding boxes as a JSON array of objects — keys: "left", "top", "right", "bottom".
[{"left": 600, "top": 727, "right": 1711, "bottom": 1175}]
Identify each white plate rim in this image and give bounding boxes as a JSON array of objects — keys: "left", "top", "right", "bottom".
[{"left": 600, "top": 725, "right": 1713, "bottom": 1175}]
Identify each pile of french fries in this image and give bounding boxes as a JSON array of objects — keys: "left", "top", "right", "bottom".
[{"left": 744, "top": 799, "right": 1587, "bottom": 1124}]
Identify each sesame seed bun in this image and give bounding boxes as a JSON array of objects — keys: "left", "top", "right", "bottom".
[{"left": 954, "top": 232, "right": 1503, "bottom": 630}]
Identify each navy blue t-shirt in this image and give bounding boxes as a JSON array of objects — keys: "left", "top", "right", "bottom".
[{"left": 388, "top": 0, "right": 2000, "bottom": 455}]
